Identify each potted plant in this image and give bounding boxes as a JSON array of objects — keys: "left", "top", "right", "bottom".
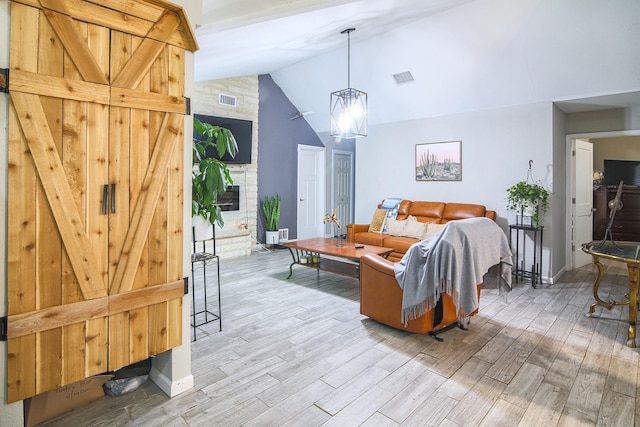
[
  {"left": 192, "top": 118, "right": 238, "bottom": 240},
  {"left": 506, "top": 181, "right": 550, "bottom": 228},
  {"left": 261, "top": 193, "right": 281, "bottom": 245}
]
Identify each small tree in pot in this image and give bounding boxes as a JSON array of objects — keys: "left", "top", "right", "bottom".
[
  {"left": 261, "top": 193, "right": 281, "bottom": 244},
  {"left": 192, "top": 118, "right": 238, "bottom": 238}
]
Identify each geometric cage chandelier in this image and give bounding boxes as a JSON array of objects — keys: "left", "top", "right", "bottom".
[{"left": 330, "top": 28, "right": 368, "bottom": 138}]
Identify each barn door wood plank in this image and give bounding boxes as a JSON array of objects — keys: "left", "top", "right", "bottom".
[
  {"left": 111, "top": 86, "right": 186, "bottom": 113},
  {"left": 127, "top": 36, "right": 152, "bottom": 362},
  {"left": 166, "top": 43, "right": 184, "bottom": 347},
  {"left": 41, "top": 8, "right": 108, "bottom": 84},
  {"left": 110, "top": 112, "right": 183, "bottom": 295},
  {"left": 7, "top": 298, "right": 110, "bottom": 339},
  {"left": 36, "top": 11, "right": 65, "bottom": 393},
  {"left": 7, "top": 2, "right": 41, "bottom": 404},
  {"left": 7, "top": 108, "right": 38, "bottom": 404},
  {"left": 111, "top": 10, "right": 180, "bottom": 89},
  {"left": 10, "top": 92, "right": 108, "bottom": 300},
  {"left": 9, "top": 69, "right": 111, "bottom": 104},
  {"left": 109, "top": 280, "right": 184, "bottom": 314},
  {"left": 15, "top": 0, "right": 196, "bottom": 50}
]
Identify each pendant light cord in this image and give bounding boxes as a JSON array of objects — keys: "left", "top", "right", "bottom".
[{"left": 341, "top": 28, "right": 355, "bottom": 88}]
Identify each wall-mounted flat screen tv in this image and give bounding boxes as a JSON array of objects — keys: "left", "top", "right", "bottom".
[
  {"left": 604, "top": 159, "right": 640, "bottom": 187},
  {"left": 194, "top": 114, "right": 252, "bottom": 164}
]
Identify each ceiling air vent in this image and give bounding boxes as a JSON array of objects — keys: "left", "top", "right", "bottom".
[
  {"left": 219, "top": 93, "right": 237, "bottom": 107},
  {"left": 393, "top": 71, "right": 414, "bottom": 85}
]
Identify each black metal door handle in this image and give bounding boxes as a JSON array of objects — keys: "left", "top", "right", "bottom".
[
  {"left": 111, "top": 183, "right": 116, "bottom": 213},
  {"left": 102, "top": 185, "right": 108, "bottom": 215}
]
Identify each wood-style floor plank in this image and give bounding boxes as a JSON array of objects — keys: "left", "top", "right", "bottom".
[{"left": 39, "top": 249, "right": 639, "bottom": 426}]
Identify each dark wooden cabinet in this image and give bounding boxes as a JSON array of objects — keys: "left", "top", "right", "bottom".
[{"left": 593, "top": 186, "right": 640, "bottom": 241}]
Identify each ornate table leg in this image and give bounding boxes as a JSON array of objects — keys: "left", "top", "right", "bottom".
[
  {"left": 588, "top": 256, "right": 617, "bottom": 316},
  {"left": 286, "top": 248, "right": 298, "bottom": 279},
  {"left": 626, "top": 263, "right": 638, "bottom": 348}
]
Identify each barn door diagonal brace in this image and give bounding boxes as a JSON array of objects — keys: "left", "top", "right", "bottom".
[
  {"left": 0, "top": 68, "right": 8, "bottom": 93},
  {"left": 0, "top": 315, "right": 7, "bottom": 341}
]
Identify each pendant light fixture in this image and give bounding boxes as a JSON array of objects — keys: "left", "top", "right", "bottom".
[{"left": 330, "top": 28, "right": 367, "bottom": 138}]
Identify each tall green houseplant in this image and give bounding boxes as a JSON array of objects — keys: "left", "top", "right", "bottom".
[
  {"left": 262, "top": 193, "right": 281, "bottom": 231},
  {"left": 192, "top": 118, "right": 238, "bottom": 228}
]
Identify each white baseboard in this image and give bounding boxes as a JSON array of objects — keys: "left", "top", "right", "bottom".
[{"left": 149, "top": 368, "right": 194, "bottom": 398}]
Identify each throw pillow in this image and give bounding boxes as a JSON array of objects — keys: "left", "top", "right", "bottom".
[
  {"left": 385, "top": 218, "right": 407, "bottom": 236},
  {"left": 368, "top": 208, "right": 388, "bottom": 233},
  {"left": 380, "top": 198, "right": 402, "bottom": 232},
  {"left": 399, "top": 216, "right": 427, "bottom": 239},
  {"left": 422, "top": 222, "right": 446, "bottom": 240}
]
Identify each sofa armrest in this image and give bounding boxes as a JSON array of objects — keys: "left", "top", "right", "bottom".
[
  {"left": 346, "top": 223, "right": 371, "bottom": 242},
  {"left": 359, "top": 253, "right": 395, "bottom": 276}
]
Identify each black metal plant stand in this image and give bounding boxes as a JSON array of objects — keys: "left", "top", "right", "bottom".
[
  {"left": 509, "top": 217, "right": 543, "bottom": 288},
  {"left": 190, "top": 226, "right": 221, "bottom": 341}
]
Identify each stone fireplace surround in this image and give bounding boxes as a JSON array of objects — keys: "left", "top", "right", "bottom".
[{"left": 193, "top": 77, "right": 258, "bottom": 259}]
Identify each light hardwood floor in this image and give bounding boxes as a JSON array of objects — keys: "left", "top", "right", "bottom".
[{"left": 41, "top": 247, "right": 638, "bottom": 426}]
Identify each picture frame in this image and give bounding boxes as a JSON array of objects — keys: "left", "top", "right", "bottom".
[{"left": 415, "top": 140, "right": 461, "bottom": 181}]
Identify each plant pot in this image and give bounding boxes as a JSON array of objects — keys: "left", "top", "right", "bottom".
[
  {"left": 192, "top": 215, "right": 213, "bottom": 241},
  {"left": 266, "top": 230, "right": 279, "bottom": 245}
]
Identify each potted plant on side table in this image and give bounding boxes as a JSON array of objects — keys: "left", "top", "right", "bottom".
[
  {"left": 192, "top": 118, "right": 238, "bottom": 240},
  {"left": 506, "top": 180, "right": 550, "bottom": 228},
  {"left": 262, "top": 193, "right": 281, "bottom": 245}
]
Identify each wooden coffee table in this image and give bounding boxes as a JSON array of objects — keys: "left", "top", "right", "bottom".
[{"left": 283, "top": 238, "right": 393, "bottom": 279}]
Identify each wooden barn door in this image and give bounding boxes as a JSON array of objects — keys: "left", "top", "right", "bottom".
[{"left": 6, "top": 0, "right": 197, "bottom": 403}]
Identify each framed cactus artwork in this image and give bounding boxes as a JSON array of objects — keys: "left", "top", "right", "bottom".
[{"left": 415, "top": 140, "right": 462, "bottom": 181}]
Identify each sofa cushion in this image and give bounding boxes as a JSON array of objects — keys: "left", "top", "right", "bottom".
[
  {"left": 353, "top": 232, "right": 387, "bottom": 247},
  {"left": 408, "top": 201, "right": 445, "bottom": 221},
  {"left": 382, "top": 235, "right": 418, "bottom": 254},
  {"left": 442, "top": 203, "right": 486, "bottom": 222},
  {"left": 398, "top": 216, "right": 427, "bottom": 239},
  {"left": 368, "top": 208, "right": 387, "bottom": 233},
  {"left": 422, "top": 222, "right": 446, "bottom": 240},
  {"left": 385, "top": 218, "right": 407, "bottom": 236}
]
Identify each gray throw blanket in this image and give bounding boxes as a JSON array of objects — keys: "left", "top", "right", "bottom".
[{"left": 394, "top": 217, "right": 513, "bottom": 326}]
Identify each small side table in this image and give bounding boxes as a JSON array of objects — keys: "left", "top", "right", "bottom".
[
  {"left": 582, "top": 241, "right": 640, "bottom": 348},
  {"left": 509, "top": 223, "right": 543, "bottom": 288},
  {"left": 190, "top": 228, "right": 221, "bottom": 341}
]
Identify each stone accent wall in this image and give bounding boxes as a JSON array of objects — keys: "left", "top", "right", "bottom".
[{"left": 192, "top": 76, "right": 258, "bottom": 259}]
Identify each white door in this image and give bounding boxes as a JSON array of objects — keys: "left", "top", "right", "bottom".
[
  {"left": 572, "top": 139, "right": 594, "bottom": 268},
  {"left": 297, "top": 145, "right": 325, "bottom": 239},
  {"left": 332, "top": 151, "right": 353, "bottom": 237}
]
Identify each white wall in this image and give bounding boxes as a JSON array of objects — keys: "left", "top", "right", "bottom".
[{"left": 351, "top": 102, "right": 558, "bottom": 278}]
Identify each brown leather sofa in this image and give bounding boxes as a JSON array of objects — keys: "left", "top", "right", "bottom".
[
  {"left": 346, "top": 200, "right": 496, "bottom": 262},
  {"left": 349, "top": 199, "right": 494, "bottom": 335}
]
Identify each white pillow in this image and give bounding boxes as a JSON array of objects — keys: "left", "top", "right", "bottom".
[
  {"left": 422, "top": 222, "right": 446, "bottom": 240},
  {"left": 399, "top": 216, "right": 427, "bottom": 239},
  {"left": 385, "top": 218, "right": 407, "bottom": 236}
]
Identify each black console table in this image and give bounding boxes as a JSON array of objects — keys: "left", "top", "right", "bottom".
[
  {"left": 190, "top": 226, "right": 221, "bottom": 341},
  {"left": 509, "top": 223, "right": 543, "bottom": 288}
]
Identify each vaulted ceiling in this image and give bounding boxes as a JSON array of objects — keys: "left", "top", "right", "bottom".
[
  {"left": 194, "top": 0, "right": 473, "bottom": 81},
  {"left": 192, "top": 0, "right": 640, "bottom": 134}
]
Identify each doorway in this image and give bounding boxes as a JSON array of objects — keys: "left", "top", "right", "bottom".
[
  {"left": 566, "top": 130, "right": 640, "bottom": 270},
  {"left": 331, "top": 150, "right": 354, "bottom": 238},
  {"left": 297, "top": 145, "right": 325, "bottom": 239}
]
